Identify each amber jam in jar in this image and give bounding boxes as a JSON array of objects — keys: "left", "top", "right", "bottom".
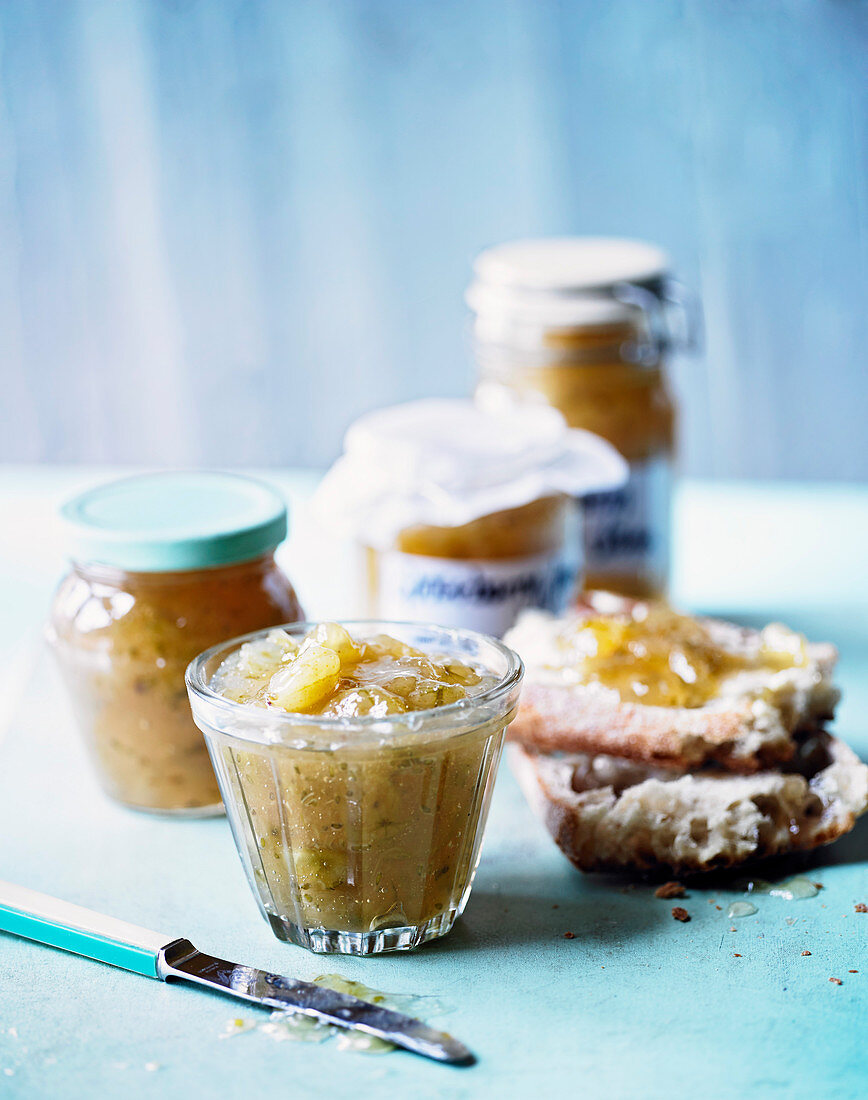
[
  {"left": 48, "top": 473, "right": 303, "bottom": 815},
  {"left": 313, "top": 399, "right": 626, "bottom": 637},
  {"left": 187, "top": 621, "right": 523, "bottom": 954},
  {"left": 469, "top": 238, "right": 696, "bottom": 599},
  {"left": 369, "top": 494, "right": 576, "bottom": 631}
]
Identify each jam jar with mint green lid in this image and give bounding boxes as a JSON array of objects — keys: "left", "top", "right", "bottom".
[
  {"left": 468, "top": 237, "right": 698, "bottom": 600},
  {"left": 47, "top": 472, "right": 304, "bottom": 816}
]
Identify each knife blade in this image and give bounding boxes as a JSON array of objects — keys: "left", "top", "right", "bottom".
[
  {"left": 160, "top": 938, "right": 472, "bottom": 1063},
  {"left": 0, "top": 879, "right": 474, "bottom": 1066}
]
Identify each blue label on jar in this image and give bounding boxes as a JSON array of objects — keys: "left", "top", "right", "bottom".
[
  {"left": 374, "top": 549, "right": 581, "bottom": 636},
  {"left": 581, "top": 456, "right": 671, "bottom": 585}
]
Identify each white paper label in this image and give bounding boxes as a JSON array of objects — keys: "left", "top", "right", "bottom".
[
  {"left": 580, "top": 456, "right": 672, "bottom": 586},
  {"left": 373, "top": 548, "right": 581, "bottom": 637}
]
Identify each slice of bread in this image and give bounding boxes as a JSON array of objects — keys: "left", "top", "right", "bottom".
[
  {"left": 504, "top": 601, "right": 839, "bottom": 773},
  {"left": 509, "top": 733, "right": 868, "bottom": 874}
]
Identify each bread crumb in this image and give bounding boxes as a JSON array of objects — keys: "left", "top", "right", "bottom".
[
  {"left": 854, "top": 903, "right": 867, "bottom": 913},
  {"left": 563, "top": 931, "right": 575, "bottom": 939},
  {"left": 671, "top": 907, "right": 690, "bottom": 922},
  {"left": 829, "top": 977, "right": 843, "bottom": 985},
  {"left": 715, "top": 905, "right": 722, "bottom": 911},
  {"left": 812, "top": 881, "right": 824, "bottom": 889},
  {"left": 729, "top": 926, "right": 737, "bottom": 932},
  {"left": 733, "top": 953, "right": 743, "bottom": 958},
  {"left": 849, "top": 969, "right": 858, "bottom": 973},
  {"left": 802, "top": 951, "right": 812, "bottom": 956},
  {"left": 655, "top": 882, "right": 685, "bottom": 899}
]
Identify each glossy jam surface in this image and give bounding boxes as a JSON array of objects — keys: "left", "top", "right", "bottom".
[
  {"left": 204, "top": 624, "right": 513, "bottom": 948},
  {"left": 212, "top": 622, "right": 496, "bottom": 716},
  {"left": 49, "top": 554, "right": 303, "bottom": 813},
  {"left": 551, "top": 600, "right": 807, "bottom": 708}
]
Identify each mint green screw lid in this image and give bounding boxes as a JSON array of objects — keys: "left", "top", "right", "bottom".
[{"left": 61, "top": 472, "right": 288, "bottom": 572}]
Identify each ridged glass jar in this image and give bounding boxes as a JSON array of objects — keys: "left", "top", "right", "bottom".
[{"left": 187, "top": 622, "right": 523, "bottom": 954}]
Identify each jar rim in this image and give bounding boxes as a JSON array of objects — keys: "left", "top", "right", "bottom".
[
  {"left": 471, "top": 332, "right": 661, "bottom": 369},
  {"left": 467, "top": 237, "right": 669, "bottom": 330},
  {"left": 68, "top": 552, "right": 276, "bottom": 582},
  {"left": 60, "top": 471, "right": 288, "bottom": 573},
  {"left": 185, "top": 620, "right": 524, "bottom": 743},
  {"left": 467, "top": 238, "right": 698, "bottom": 359}
]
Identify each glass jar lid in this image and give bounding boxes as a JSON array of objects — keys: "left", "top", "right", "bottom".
[
  {"left": 468, "top": 237, "right": 669, "bottom": 325},
  {"left": 467, "top": 237, "right": 696, "bottom": 358},
  {"left": 61, "top": 472, "right": 288, "bottom": 572}
]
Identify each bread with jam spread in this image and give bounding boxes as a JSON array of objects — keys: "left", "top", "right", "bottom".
[
  {"left": 503, "top": 594, "right": 839, "bottom": 774},
  {"left": 509, "top": 732, "right": 868, "bottom": 874}
]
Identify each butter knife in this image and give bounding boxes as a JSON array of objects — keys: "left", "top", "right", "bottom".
[{"left": 0, "top": 880, "right": 473, "bottom": 1065}]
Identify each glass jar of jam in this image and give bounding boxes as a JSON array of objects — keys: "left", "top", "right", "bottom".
[
  {"left": 468, "top": 237, "right": 697, "bottom": 599},
  {"left": 47, "top": 472, "right": 304, "bottom": 816},
  {"left": 187, "top": 620, "right": 523, "bottom": 954},
  {"left": 313, "top": 398, "right": 626, "bottom": 637}
]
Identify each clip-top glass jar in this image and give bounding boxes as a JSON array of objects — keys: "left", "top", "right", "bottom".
[
  {"left": 469, "top": 237, "right": 697, "bottom": 599},
  {"left": 313, "top": 398, "right": 626, "bottom": 637},
  {"left": 47, "top": 472, "right": 304, "bottom": 816}
]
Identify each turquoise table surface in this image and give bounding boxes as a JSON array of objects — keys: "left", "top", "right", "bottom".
[{"left": 0, "top": 467, "right": 866, "bottom": 1099}]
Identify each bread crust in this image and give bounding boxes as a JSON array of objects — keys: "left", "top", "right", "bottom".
[
  {"left": 505, "top": 606, "right": 839, "bottom": 773},
  {"left": 506, "top": 682, "right": 833, "bottom": 773},
  {"left": 509, "top": 734, "right": 868, "bottom": 875}
]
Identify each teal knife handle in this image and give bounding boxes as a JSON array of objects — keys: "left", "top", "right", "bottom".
[{"left": 0, "top": 879, "right": 170, "bottom": 979}]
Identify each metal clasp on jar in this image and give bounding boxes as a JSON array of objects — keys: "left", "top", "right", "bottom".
[{"left": 613, "top": 279, "right": 703, "bottom": 363}]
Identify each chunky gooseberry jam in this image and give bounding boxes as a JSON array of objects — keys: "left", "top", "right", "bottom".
[
  {"left": 212, "top": 622, "right": 496, "bottom": 715},
  {"left": 49, "top": 555, "right": 302, "bottom": 813},
  {"left": 549, "top": 600, "right": 808, "bottom": 708},
  {"left": 191, "top": 622, "right": 522, "bottom": 953}
]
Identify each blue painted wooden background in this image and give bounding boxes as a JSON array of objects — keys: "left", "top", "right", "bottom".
[{"left": 0, "top": 0, "right": 865, "bottom": 478}]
